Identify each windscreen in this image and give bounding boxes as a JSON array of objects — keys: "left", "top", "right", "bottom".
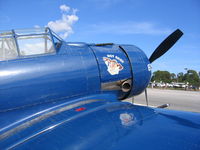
[
  {"left": 17, "top": 35, "right": 54, "bottom": 56},
  {"left": 0, "top": 31, "right": 18, "bottom": 61},
  {"left": 0, "top": 28, "right": 57, "bottom": 61}
]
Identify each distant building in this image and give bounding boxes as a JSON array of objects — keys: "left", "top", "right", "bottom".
[{"left": 150, "top": 81, "right": 188, "bottom": 89}]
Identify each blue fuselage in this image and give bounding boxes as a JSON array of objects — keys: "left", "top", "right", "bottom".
[{"left": 0, "top": 42, "right": 151, "bottom": 111}]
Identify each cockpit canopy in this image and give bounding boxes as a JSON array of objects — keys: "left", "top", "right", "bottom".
[{"left": 0, "top": 27, "right": 62, "bottom": 61}]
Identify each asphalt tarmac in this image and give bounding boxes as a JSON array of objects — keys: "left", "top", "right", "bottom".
[{"left": 125, "top": 88, "right": 200, "bottom": 113}]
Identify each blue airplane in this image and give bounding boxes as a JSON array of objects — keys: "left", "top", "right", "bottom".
[{"left": 0, "top": 28, "right": 199, "bottom": 150}]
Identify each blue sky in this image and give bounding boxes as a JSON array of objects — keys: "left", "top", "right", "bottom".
[{"left": 0, "top": 0, "right": 199, "bottom": 74}]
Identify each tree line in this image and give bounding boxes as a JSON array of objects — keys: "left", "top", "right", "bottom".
[{"left": 151, "top": 70, "right": 200, "bottom": 88}]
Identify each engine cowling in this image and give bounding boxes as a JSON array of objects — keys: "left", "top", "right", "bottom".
[{"left": 89, "top": 44, "right": 151, "bottom": 100}]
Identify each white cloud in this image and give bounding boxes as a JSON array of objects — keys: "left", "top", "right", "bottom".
[
  {"left": 47, "top": 5, "right": 79, "bottom": 39},
  {"left": 60, "top": 4, "right": 70, "bottom": 12}
]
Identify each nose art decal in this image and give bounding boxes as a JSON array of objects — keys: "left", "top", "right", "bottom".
[{"left": 103, "top": 57, "right": 124, "bottom": 75}]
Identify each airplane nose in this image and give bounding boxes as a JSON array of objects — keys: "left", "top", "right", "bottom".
[
  {"left": 119, "top": 45, "right": 151, "bottom": 97},
  {"left": 89, "top": 44, "right": 151, "bottom": 99}
]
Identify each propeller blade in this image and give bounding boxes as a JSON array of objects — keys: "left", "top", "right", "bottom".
[{"left": 149, "top": 29, "right": 183, "bottom": 63}]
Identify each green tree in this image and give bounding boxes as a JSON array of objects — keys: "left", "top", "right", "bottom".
[
  {"left": 184, "top": 70, "right": 200, "bottom": 87},
  {"left": 170, "top": 73, "right": 176, "bottom": 82},
  {"left": 151, "top": 70, "right": 171, "bottom": 83},
  {"left": 177, "top": 72, "right": 184, "bottom": 82}
]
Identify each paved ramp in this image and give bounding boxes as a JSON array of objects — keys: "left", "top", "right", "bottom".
[{"left": 125, "top": 88, "right": 200, "bottom": 113}]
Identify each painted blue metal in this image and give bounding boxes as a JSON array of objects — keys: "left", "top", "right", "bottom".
[
  {"left": 0, "top": 41, "right": 100, "bottom": 111},
  {"left": 0, "top": 93, "right": 117, "bottom": 149},
  {"left": 120, "top": 45, "right": 151, "bottom": 96},
  {"left": 89, "top": 44, "right": 132, "bottom": 83},
  {"left": 0, "top": 28, "right": 199, "bottom": 149},
  {"left": 0, "top": 32, "right": 151, "bottom": 111},
  {"left": 0, "top": 96, "right": 199, "bottom": 150}
]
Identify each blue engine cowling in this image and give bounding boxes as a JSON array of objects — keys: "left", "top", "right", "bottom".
[{"left": 89, "top": 44, "right": 151, "bottom": 99}]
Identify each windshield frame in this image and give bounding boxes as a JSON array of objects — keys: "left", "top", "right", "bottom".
[{"left": 0, "top": 27, "right": 62, "bottom": 61}]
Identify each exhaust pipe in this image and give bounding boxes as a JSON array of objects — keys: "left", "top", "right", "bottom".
[{"left": 121, "top": 80, "right": 132, "bottom": 92}]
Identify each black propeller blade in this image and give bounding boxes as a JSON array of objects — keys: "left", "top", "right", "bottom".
[{"left": 149, "top": 29, "right": 183, "bottom": 63}]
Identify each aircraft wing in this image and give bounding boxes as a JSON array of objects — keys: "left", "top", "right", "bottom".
[{"left": 1, "top": 94, "right": 200, "bottom": 150}]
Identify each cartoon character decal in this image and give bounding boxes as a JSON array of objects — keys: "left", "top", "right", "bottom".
[{"left": 103, "top": 57, "right": 124, "bottom": 75}]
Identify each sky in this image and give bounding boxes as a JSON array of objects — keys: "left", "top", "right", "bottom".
[{"left": 0, "top": 0, "right": 199, "bottom": 74}]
